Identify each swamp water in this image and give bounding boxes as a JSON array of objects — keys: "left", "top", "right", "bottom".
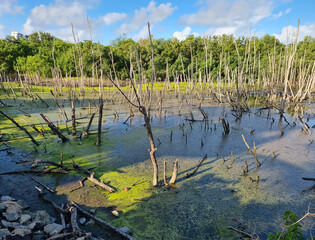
[{"left": 0, "top": 86, "right": 314, "bottom": 239}]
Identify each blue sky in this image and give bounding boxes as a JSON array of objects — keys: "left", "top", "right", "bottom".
[{"left": 0, "top": 0, "right": 314, "bottom": 44}]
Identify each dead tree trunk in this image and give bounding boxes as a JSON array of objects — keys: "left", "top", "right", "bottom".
[
  {"left": 71, "top": 101, "right": 76, "bottom": 135},
  {"left": 96, "top": 101, "right": 103, "bottom": 146},
  {"left": 169, "top": 159, "right": 179, "bottom": 184}
]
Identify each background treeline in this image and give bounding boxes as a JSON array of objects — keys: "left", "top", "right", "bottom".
[{"left": 0, "top": 31, "right": 314, "bottom": 81}]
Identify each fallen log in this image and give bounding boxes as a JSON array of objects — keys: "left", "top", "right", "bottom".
[
  {"left": 70, "top": 207, "right": 84, "bottom": 237},
  {"left": 35, "top": 187, "right": 69, "bottom": 214},
  {"left": 186, "top": 154, "right": 207, "bottom": 178},
  {"left": 31, "top": 159, "right": 70, "bottom": 170},
  {"left": 0, "top": 168, "right": 68, "bottom": 175},
  {"left": 88, "top": 173, "right": 115, "bottom": 193},
  {"left": 71, "top": 201, "right": 137, "bottom": 240},
  {"left": 71, "top": 159, "right": 115, "bottom": 192},
  {"left": 0, "top": 110, "right": 39, "bottom": 146},
  {"left": 40, "top": 113, "right": 69, "bottom": 142},
  {"left": 72, "top": 158, "right": 91, "bottom": 175}
]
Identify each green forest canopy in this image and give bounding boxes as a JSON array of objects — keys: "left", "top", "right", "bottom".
[{"left": 0, "top": 31, "right": 314, "bottom": 80}]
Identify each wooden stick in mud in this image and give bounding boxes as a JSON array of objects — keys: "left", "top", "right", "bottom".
[
  {"left": 71, "top": 158, "right": 114, "bottom": 192},
  {"left": 31, "top": 176, "right": 55, "bottom": 193},
  {"left": 71, "top": 201, "right": 137, "bottom": 240},
  {"left": 83, "top": 112, "right": 95, "bottom": 137},
  {"left": 186, "top": 154, "right": 207, "bottom": 178},
  {"left": 241, "top": 135, "right": 261, "bottom": 167},
  {"left": 0, "top": 168, "right": 68, "bottom": 175},
  {"left": 221, "top": 117, "right": 230, "bottom": 134},
  {"left": 298, "top": 116, "right": 311, "bottom": 134},
  {"left": 71, "top": 101, "right": 76, "bottom": 135},
  {"left": 36, "top": 93, "right": 49, "bottom": 108},
  {"left": 0, "top": 110, "right": 39, "bottom": 146},
  {"left": 96, "top": 101, "right": 103, "bottom": 146},
  {"left": 40, "top": 113, "right": 69, "bottom": 142},
  {"left": 88, "top": 173, "right": 115, "bottom": 193},
  {"left": 169, "top": 159, "right": 179, "bottom": 184},
  {"left": 35, "top": 187, "right": 69, "bottom": 214},
  {"left": 31, "top": 159, "right": 69, "bottom": 170},
  {"left": 72, "top": 158, "right": 92, "bottom": 175},
  {"left": 302, "top": 178, "right": 315, "bottom": 181}
]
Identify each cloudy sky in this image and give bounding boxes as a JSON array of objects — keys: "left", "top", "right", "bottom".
[{"left": 0, "top": 0, "right": 314, "bottom": 43}]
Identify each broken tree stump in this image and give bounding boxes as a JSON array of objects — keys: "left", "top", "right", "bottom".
[{"left": 169, "top": 159, "right": 179, "bottom": 184}]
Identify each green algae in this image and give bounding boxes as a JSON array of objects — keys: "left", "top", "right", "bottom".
[{"left": 1, "top": 83, "right": 314, "bottom": 239}]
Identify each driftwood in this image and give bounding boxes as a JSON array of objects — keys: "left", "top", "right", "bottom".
[
  {"left": 70, "top": 207, "right": 84, "bottom": 237},
  {"left": 35, "top": 187, "right": 68, "bottom": 214},
  {"left": 88, "top": 173, "right": 115, "bottom": 193},
  {"left": 31, "top": 159, "right": 70, "bottom": 170},
  {"left": 72, "top": 158, "right": 91, "bottom": 175},
  {"left": 40, "top": 113, "right": 69, "bottom": 142},
  {"left": 31, "top": 176, "right": 55, "bottom": 193},
  {"left": 0, "top": 110, "right": 39, "bottom": 146},
  {"left": 186, "top": 154, "right": 207, "bottom": 178},
  {"left": 71, "top": 201, "right": 137, "bottom": 240},
  {"left": 72, "top": 158, "right": 115, "bottom": 192},
  {"left": 60, "top": 204, "right": 66, "bottom": 231}
]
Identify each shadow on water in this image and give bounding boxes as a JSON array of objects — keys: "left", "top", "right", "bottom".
[{"left": 1, "top": 88, "right": 315, "bottom": 239}]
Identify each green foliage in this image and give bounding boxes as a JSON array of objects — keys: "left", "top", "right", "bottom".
[
  {"left": 267, "top": 211, "right": 304, "bottom": 240},
  {"left": 0, "top": 31, "right": 314, "bottom": 81}
]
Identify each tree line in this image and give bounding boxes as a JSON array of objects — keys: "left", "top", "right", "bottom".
[{"left": 0, "top": 31, "right": 314, "bottom": 81}]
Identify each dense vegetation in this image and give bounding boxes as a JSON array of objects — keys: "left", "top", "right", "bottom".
[{"left": 1, "top": 31, "right": 314, "bottom": 80}]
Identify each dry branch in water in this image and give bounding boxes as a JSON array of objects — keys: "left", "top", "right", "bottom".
[{"left": 242, "top": 135, "right": 261, "bottom": 167}]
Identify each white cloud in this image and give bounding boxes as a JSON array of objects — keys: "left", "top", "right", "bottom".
[
  {"left": 284, "top": 8, "right": 291, "bottom": 14},
  {"left": 173, "top": 27, "right": 191, "bottom": 41},
  {"left": 206, "top": 26, "right": 237, "bottom": 36},
  {"left": 272, "top": 11, "right": 283, "bottom": 19},
  {"left": 274, "top": 24, "right": 315, "bottom": 43},
  {"left": 0, "top": 0, "right": 23, "bottom": 17},
  {"left": 173, "top": 27, "right": 200, "bottom": 41},
  {"left": 22, "top": 0, "right": 97, "bottom": 41},
  {"left": 103, "top": 12, "right": 127, "bottom": 25},
  {"left": 179, "top": 0, "right": 273, "bottom": 37},
  {"left": 132, "top": 25, "right": 150, "bottom": 41},
  {"left": 116, "top": 1, "right": 176, "bottom": 34}
]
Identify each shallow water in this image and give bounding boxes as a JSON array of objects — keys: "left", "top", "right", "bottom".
[{"left": 0, "top": 85, "right": 314, "bottom": 239}]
